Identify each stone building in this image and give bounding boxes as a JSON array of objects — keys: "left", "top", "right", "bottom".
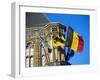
[{"left": 25, "top": 12, "right": 66, "bottom": 67}]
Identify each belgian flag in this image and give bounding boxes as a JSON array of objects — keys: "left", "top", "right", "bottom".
[
  {"left": 77, "top": 36, "right": 84, "bottom": 52},
  {"left": 66, "top": 26, "right": 84, "bottom": 53}
]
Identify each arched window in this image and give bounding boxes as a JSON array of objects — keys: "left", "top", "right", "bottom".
[{"left": 25, "top": 42, "right": 34, "bottom": 67}]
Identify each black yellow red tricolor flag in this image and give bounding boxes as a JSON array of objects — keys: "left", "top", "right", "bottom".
[
  {"left": 52, "top": 24, "right": 84, "bottom": 53},
  {"left": 66, "top": 26, "right": 84, "bottom": 53}
]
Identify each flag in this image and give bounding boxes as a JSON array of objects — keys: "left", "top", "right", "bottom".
[
  {"left": 71, "top": 31, "right": 79, "bottom": 52},
  {"left": 66, "top": 26, "right": 84, "bottom": 53},
  {"left": 66, "top": 26, "right": 73, "bottom": 47},
  {"left": 77, "top": 36, "right": 84, "bottom": 52},
  {"left": 52, "top": 34, "right": 65, "bottom": 47}
]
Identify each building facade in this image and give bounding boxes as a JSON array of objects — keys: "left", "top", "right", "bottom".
[{"left": 25, "top": 22, "right": 66, "bottom": 67}]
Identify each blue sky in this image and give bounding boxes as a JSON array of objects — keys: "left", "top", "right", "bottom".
[{"left": 44, "top": 13, "right": 90, "bottom": 65}]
